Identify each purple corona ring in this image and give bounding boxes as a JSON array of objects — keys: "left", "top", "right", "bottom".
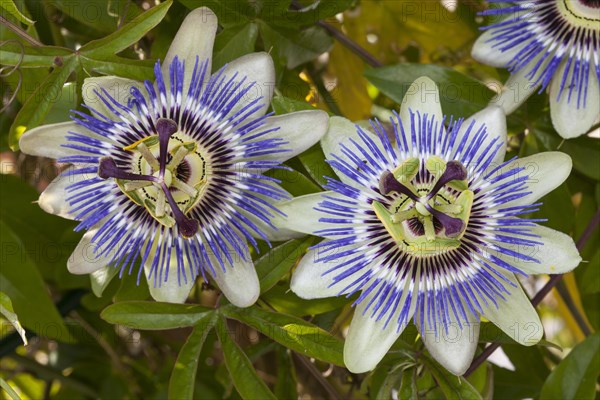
[
  {"left": 19, "top": 7, "right": 328, "bottom": 305},
  {"left": 472, "top": 0, "right": 600, "bottom": 139},
  {"left": 273, "top": 77, "right": 581, "bottom": 375}
]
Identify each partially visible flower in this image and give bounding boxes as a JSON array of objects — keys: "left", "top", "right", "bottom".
[
  {"left": 472, "top": 0, "right": 600, "bottom": 138},
  {"left": 274, "top": 77, "right": 581, "bottom": 375},
  {"left": 19, "top": 7, "right": 327, "bottom": 305}
]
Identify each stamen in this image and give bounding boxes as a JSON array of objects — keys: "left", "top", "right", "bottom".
[
  {"left": 160, "top": 182, "right": 199, "bottom": 237},
  {"left": 137, "top": 142, "right": 160, "bottom": 170},
  {"left": 426, "top": 161, "right": 467, "bottom": 200},
  {"left": 123, "top": 181, "right": 153, "bottom": 191},
  {"left": 171, "top": 177, "right": 199, "bottom": 197},
  {"left": 379, "top": 170, "right": 419, "bottom": 201},
  {"left": 168, "top": 145, "right": 191, "bottom": 169},
  {"left": 98, "top": 157, "right": 157, "bottom": 182},
  {"left": 422, "top": 216, "right": 436, "bottom": 242}
]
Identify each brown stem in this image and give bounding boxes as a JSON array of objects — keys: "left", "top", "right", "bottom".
[{"left": 290, "top": 0, "right": 383, "bottom": 68}]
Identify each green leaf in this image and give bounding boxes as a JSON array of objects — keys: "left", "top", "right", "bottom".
[
  {"left": 168, "top": 314, "right": 217, "bottom": 400},
  {"left": 260, "top": 23, "right": 333, "bottom": 69},
  {"left": 271, "top": 95, "right": 315, "bottom": 114},
  {"left": 0, "top": 291, "right": 27, "bottom": 345},
  {"left": 261, "top": 284, "right": 350, "bottom": 316},
  {"left": 0, "top": 175, "right": 76, "bottom": 278},
  {"left": 266, "top": 167, "right": 321, "bottom": 196},
  {"left": 533, "top": 128, "right": 600, "bottom": 181},
  {"left": 297, "top": 144, "right": 337, "bottom": 188},
  {"left": 421, "top": 355, "right": 482, "bottom": 400},
  {"left": 397, "top": 368, "right": 419, "bottom": 400},
  {"left": 1, "top": 0, "right": 34, "bottom": 25},
  {"left": 215, "top": 316, "right": 277, "bottom": 400},
  {"left": 0, "top": 377, "right": 20, "bottom": 400},
  {"left": 255, "top": 237, "right": 315, "bottom": 293},
  {"left": 285, "top": 0, "right": 355, "bottom": 26},
  {"left": 365, "top": 64, "right": 494, "bottom": 118},
  {"left": 80, "top": 55, "right": 155, "bottom": 81},
  {"left": 580, "top": 250, "right": 600, "bottom": 295},
  {"left": 374, "top": 368, "right": 403, "bottom": 400},
  {"left": 222, "top": 305, "right": 345, "bottom": 366},
  {"left": 81, "top": 0, "right": 172, "bottom": 56},
  {"left": 274, "top": 347, "right": 298, "bottom": 400},
  {"left": 100, "top": 301, "right": 214, "bottom": 330},
  {"left": 8, "top": 56, "right": 78, "bottom": 150},
  {"left": 48, "top": 0, "right": 140, "bottom": 34},
  {"left": 0, "top": 221, "right": 74, "bottom": 342},
  {"left": 0, "top": 42, "right": 72, "bottom": 67},
  {"left": 178, "top": 0, "right": 251, "bottom": 24},
  {"left": 212, "top": 22, "right": 259, "bottom": 70},
  {"left": 540, "top": 333, "right": 600, "bottom": 400}
]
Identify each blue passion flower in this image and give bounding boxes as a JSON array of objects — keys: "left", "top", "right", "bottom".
[
  {"left": 19, "top": 7, "right": 328, "bottom": 305},
  {"left": 274, "top": 77, "right": 581, "bottom": 375},
  {"left": 472, "top": 0, "right": 600, "bottom": 138}
]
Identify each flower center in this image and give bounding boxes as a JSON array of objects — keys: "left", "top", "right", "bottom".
[
  {"left": 372, "top": 157, "right": 474, "bottom": 256},
  {"left": 97, "top": 118, "right": 208, "bottom": 238},
  {"left": 560, "top": 0, "right": 600, "bottom": 28}
]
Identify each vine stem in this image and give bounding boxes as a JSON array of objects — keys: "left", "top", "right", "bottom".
[
  {"left": 465, "top": 208, "right": 600, "bottom": 376},
  {"left": 290, "top": 0, "right": 383, "bottom": 68}
]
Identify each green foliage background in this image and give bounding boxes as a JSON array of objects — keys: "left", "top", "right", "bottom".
[{"left": 0, "top": 0, "right": 599, "bottom": 399}]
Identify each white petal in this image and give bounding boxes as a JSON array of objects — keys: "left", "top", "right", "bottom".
[
  {"left": 82, "top": 77, "right": 144, "bottom": 120},
  {"left": 344, "top": 290, "right": 416, "bottom": 373},
  {"left": 67, "top": 229, "right": 113, "bottom": 274},
  {"left": 455, "top": 105, "right": 507, "bottom": 166},
  {"left": 271, "top": 192, "right": 338, "bottom": 238},
  {"left": 249, "top": 110, "right": 329, "bottom": 163},
  {"left": 290, "top": 242, "right": 352, "bottom": 299},
  {"left": 209, "top": 259, "right": 260, "bottom": 308},
  {"left": 144, "top": 244, "right": 196, "bottom": 304},
  {"left": 320, "top": 116, "right": 359, "bottom": 162},
  {"left": 471, "top": 26, "right": 527, "bottom": 68},
  {"left": 493, "top": 223, "right": 581, "bottom": 275},
  {"left": 399, "top": 76, "right": 443, "bottom": 130},
  {"left": 19, "top": 121, "right": 99, "bottom": 159},
  {"left": 90, "top": 266, "right": 119, "bottom": 297},
  {"left": 206, "top": 242, "right": 259, "bottom": 308},
  {"left": 493, "top": 152, "right": 572, "bottom": 207},
  {"left": 480, "top": 273, "right": 543, "bottom": 346},
  {"left": 38, "top": 167, "right": 98, "bottom": 220},
  {"left": 320, "top": 116, "right": 382, "bottom": 188},
  {"left": 163, "top": 7, "right": 218, "bottom": 90},
  {"left": 492, "top": 65, "right": 542, "bottom": 114},
  {"left": 418, "top": 310, "right": 480, "bottom": 376},
  {"left": 549, "top": 60, "right": 600, "bottom": 139},
  {"left": 218, "top": 52, "right": 275, "bottom": 120}
]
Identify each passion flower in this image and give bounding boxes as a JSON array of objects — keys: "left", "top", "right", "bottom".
[
  {"left": 274, "top": 77, "right": 581, "bottom": 375},
  {"left": 19, "top": 7, "right": 328, "bottom": 305}
]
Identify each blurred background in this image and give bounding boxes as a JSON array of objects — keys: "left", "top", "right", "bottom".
[{"left": 1, "top": 0, "right": 598, "bottom": 399}]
